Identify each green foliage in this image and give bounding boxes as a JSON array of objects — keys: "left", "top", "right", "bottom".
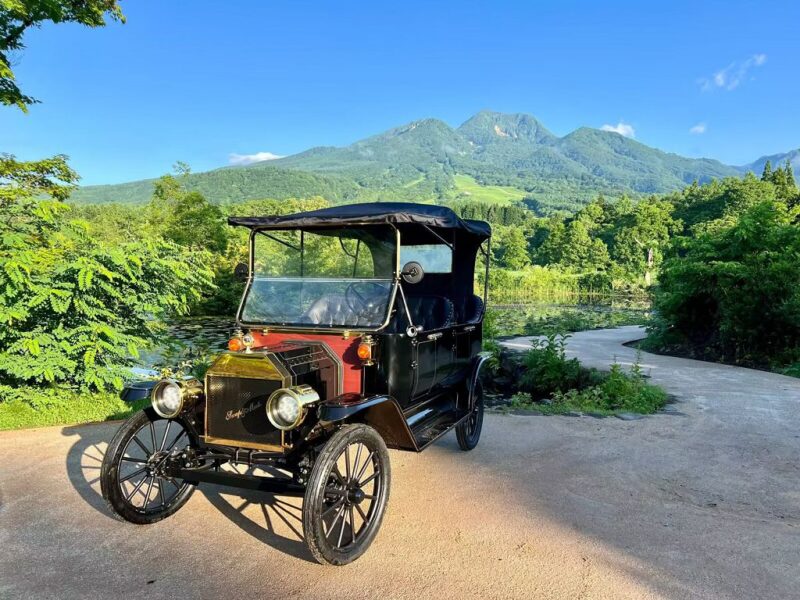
[
  {"left": 523, "top": 306, "right": 650, "bottom": 336},
  {"left": 0, "top": 385, "right": 147, "bottom": 430},
  {"left": 0, "top": 0, "right": 124, "bottom": 110},
  {"left": 547, "top": 362, "right": 667, "bottom": 415},
  {"left": 648, "top": 198, "right": 800, "bottom": 367},
  {"left": 0, "top": 155, "right": 213, "bottom": 392},
  {"left": 493, "top": 336, "right": 666, "bottom": 416},
  {"left": 519, "top": 334, "right": 602, "bottom": 397}
]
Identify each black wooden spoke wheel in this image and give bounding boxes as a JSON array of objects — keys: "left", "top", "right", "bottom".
[
  {"left": 456, "top": 379, "right": 484, "bottom": 451},
  {"left": 101, "top": 409, "right": 197, "bottom": 524},
  {"left": 303, "top": 424, "right": 391, "bottom": 565}
]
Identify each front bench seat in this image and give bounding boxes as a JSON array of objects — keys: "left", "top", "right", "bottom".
[{"left": 301, "top": 294, "right": 385, "bottom": 327}]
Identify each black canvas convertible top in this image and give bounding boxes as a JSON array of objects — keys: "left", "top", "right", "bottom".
[{"left": 227, "top": 202, "right": 491, "bottom": 240}]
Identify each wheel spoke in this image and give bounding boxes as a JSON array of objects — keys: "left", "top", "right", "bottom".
[
  {"left": 131, "top": 435, "right": 151, "bottom": 456},
  {"left": 119, "top": 466, "right": 146, "bottom": 483},
  {"left": 349, "top": 505, "right": 356, "bottom": 544},
  {"left": 355, "top": 451, "right": 374, "bottom": 482},
  {"left": 325, "top": 504, "right": 346, "bottom": 539},
  {"left": 354, "top": 501, "right": 368, "bottom": 523},
  {"left": 159, "top": 421, "right": 172, "bottom": 452},
  {"left": 332, "top": 465, "right": 345, "bottom": 485},
  {"left": 143, "top": 476, "right": 155, "bottom": 509},
  {"left": 120, "top": 457, "right": 146, "bottom": 465},
  {"left": 157, "top": 478, "right": 166, "bottom": 508},
  {"left": 324, "top": 486, "right": 346, "bottom": 497},
  {"left": 124, "top": 473, "right": 147, "bottom": 502},
  {"left": 164, "top": 429, "right": 186, "bottom": 453},
  {"left": 337, "top": 505, "right": 347, "bottom": 547},
  {"left": 149, "top": 422, "right": 157, "bottom": 454},
  {"left": 344, "top": 444, "right": 351, "bottom": 481},
  {"left": 352, "top": 443, "right": 363, "bottom": 483},
  {"left": 322, "top": 497, "right": 344, "bottom": 518},
  {"left": 359, "top": 470, "right": 379, "bottom": 487}
]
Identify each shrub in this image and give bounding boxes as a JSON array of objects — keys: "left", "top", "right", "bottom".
[
  {"left": 648, "top": 200, "right": 800, "bottom": 366},
  {"left": 0, "top": 155, "right": 214, "bottom": 392},
  {"left": 519, "top": 334, "right": 602, "bottom": 397}
]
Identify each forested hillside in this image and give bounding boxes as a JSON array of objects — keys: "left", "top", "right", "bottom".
[{"left": 69, "top": 110, "right": 793, "bottom": 213}]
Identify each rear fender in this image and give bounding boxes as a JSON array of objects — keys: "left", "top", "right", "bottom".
[
  {"left": 468, "top": 354, "right": 491, "bottom": 409},
  {"left": 317, "top": 394, "right": 417, "bottom": 451}
]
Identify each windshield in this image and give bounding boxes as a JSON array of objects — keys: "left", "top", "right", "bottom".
[{"left": 240, "top": 226, "right": 396, "bottom": 328}]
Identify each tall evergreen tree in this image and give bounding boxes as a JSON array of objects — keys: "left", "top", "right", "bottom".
[
  {"left": 785, "top": 160, "right": 796, "bottom": 188},
  {"left": 761, "top": 160, "right": 773, "bottom": 181}
]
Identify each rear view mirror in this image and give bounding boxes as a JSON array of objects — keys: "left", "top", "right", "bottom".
[
  {"left": 234, "top": 262, "right": 249, "bottom": 282},
  {"left": 401, "top": 261, "right": 424, "bottom": 284}
]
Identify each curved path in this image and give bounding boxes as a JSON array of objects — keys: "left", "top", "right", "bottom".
[{"left": 1, "top": 327, "right": 798, "bottom": 599}]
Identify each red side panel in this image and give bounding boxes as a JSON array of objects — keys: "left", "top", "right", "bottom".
[{"left": 250, "top": 331, "right": 363, "bottom": 394}]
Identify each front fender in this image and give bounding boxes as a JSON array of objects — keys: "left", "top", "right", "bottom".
[
  {"left": 317, "top": 394, "right": 417, "bottom": 451},
  {"left": 120, "top": 380, "right": 158, "bottom": 403}
]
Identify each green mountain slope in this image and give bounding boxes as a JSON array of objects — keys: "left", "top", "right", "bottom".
[
  {"left": 740, "top": 149, "right": 800, "bottom": 179},
  {"left": 69, "top": 110, "right": 777, "bottom": 212}
]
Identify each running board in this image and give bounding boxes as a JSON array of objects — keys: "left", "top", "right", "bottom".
[{"left": 409, "top": 408, "right": 469, "bottom": 450}]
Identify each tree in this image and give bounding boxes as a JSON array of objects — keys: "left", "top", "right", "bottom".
[
  {"left": 609, "top": 198, "right": 681, "bottom": 284},
  {"left": 494, "top": 226, "right": 531, "bottom": 270},
  {"left": 0, "top": 154, "right": 212, "bottom": 391},
  {"left": 652, "top": 200, "right": 800, "bottom": 365},
  {"left": 1, "top": 0, "right": 124, "bottom": 111},
  {"left": 761, "top": 160, "right": 773, "bottom": 181}
]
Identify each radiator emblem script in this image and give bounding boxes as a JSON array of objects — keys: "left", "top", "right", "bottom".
[{"left": 225, "top": 400, "right": 263, "bottom": 421}]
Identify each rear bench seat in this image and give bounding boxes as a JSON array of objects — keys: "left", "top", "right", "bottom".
[{"left": 404, "top": 296, "right": 454, "bottom": 332}]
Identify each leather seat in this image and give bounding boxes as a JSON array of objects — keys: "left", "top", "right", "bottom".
[
  {"left": 301, "top": 294, "right": 385, "bottom": 327},
  {"left": 460, "top": 294, "right": 484, "bottom": 324},
  {"left": 405, "top": 296, "right": 454, "bottom": 331}
]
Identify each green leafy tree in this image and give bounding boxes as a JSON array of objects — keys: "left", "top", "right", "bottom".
[
  {"left": 609, "top": 198, "right": 681, "bottom": 284},
  {"left": 1, "top": 0, "right": 124, "bottom": 110},
  {"left": 651, "top": 200, "right": 800, "bottom": 365},
  {"left": 0, "top": 154, "right": 212, "bottom": 391},
  {"left": 493, "top": 226, "right": 531, "bottom": 269}
]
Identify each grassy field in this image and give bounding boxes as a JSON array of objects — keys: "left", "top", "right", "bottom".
[{"left": 450, "top": 174, "right": 527, "bottom": 204}]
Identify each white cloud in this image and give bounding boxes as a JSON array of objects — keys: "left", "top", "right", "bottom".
[
  {"left": 600, "top": 121, "right": 636, "bottom": 138},
  {"left": 699, "top": 53, "right": 767, "bottom": 92},
  {"left": 228, "top": 151, "right": 284, "bottom": 166},
  {"left": 689, "top": 122, "right": 707, "bottom": 135}
]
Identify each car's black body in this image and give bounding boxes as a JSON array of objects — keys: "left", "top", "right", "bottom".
[{"left": 100, "top": 203, "right": 491, "bottom": 564}]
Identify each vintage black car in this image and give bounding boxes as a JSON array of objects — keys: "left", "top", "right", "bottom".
[{"left": 100, "top": 203, "right": 492, "bottom": 564}]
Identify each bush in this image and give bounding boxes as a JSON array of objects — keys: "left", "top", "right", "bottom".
[
  {"left": 519, "top": 334, "right": 602, "bottom": 397},
  {"left": 485, "top": 335, "right": 666, "bottom": 415},
  {"left": 0, "top": 155, "right": 214, "bottom": 393},
  {"left": 647, "top": 200, "right": 800, "bottom": 367}
]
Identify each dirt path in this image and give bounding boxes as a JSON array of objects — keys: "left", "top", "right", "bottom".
[{"left": 1, "top": 326, "right": 798, "bottom": 599}]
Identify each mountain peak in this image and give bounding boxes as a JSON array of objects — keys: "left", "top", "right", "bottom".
[{"left": 457, "top": 110, "right": 555, "bottom": 145}]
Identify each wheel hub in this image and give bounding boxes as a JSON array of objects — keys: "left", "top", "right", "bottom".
[{"left": 346, "top": 487, "right": 365, "bottom": 505}]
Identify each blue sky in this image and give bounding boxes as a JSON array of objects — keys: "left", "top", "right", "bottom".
[{"left": 2, "top": 0, "right": 798, "bottom": 185}]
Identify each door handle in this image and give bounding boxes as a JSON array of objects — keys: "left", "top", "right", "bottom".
[
  {"left": 462, "top": 325, "right": 476, "bottom": 332},
  {"left": 427, "top": 332, "right": 443, "bottom": 340}
]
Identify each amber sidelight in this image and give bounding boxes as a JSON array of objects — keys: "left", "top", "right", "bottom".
[{"left": 228, "top": 337, "right": 244, "bottom": 352}]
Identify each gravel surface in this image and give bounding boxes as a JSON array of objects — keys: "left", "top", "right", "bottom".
[{"left": 1, "top": 326, "right": 798, "bottom": 599}]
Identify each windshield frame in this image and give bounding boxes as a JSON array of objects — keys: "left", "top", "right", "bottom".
[{"left": 236, "top": 224, "right": 401, "bottom": 332}]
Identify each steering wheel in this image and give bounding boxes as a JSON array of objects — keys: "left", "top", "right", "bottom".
[{"left": 345, "top": 282, "right": 386, "bottom": 314}]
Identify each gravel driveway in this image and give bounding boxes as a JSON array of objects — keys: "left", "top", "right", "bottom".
[{"left": 1, "top": 326, "right": 798, "bottom": 599}]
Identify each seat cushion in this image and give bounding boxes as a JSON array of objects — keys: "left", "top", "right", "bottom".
[{"left": 405, "top": 296, "right": 454, "bottom": 331}]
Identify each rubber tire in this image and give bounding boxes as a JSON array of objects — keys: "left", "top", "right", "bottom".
[
  {"left": 456, "top": 379, "right": 484, "bottom": 451},
  {"left": 100, "top": 409, "right": 196, "bottom": 525},
  {"left": 302, "top": 424, "right": 391, "bottom": 565}
]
